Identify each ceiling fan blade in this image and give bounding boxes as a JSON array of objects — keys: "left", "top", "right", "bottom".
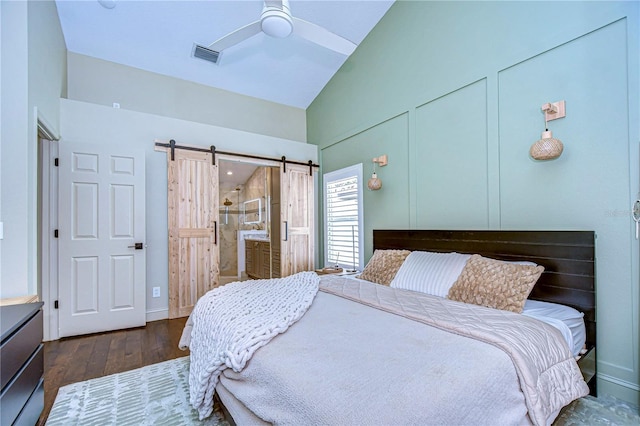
[
  {"left": 292, "top": 17, "right": 357, "bottom": 56},
  {"left": 208, "top": 20, "right": 262, "bottom": 52}
]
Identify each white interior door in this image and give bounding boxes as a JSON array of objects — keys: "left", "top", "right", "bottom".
[{"left": 58, "top": 141, "right": 146, "bottom": 337}]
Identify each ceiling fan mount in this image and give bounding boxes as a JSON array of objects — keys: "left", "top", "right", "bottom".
[{"left": 193, "top": 0, "right": 357, "bottom": 65}]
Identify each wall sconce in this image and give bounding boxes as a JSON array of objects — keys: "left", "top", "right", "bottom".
[
  {"left": 530, "top": 100, "right": 565, "bottom": 160},
  {"left": 368, "top": 154, "right": 387, "bottom": 190}
]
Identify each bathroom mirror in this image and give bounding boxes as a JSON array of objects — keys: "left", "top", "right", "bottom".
[{"left": 243, "top": 198, "right": 262, "bottom": 224}]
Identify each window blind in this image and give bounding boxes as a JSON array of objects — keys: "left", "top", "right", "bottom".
[{"left": 325, "top": 175, "right": 359, "bottom": 270}]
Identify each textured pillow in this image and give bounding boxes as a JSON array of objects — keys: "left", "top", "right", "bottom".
[
  {"left": 357, "top": 249, "right": 411, "bottom": 286},
  {"left": 447, "top": 255, "right": 544, "bottom": 313},
  {"left": 390, "top": 251, "right": 471, "bottom": 297}
]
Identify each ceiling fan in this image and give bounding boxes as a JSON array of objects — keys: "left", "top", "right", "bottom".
[{"left": 193, "top": 0, "right": 357, "bottom": 65}]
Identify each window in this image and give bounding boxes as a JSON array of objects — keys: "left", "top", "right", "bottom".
[{"left": 323, "top": 164, "right": 363, "bottom": 271}]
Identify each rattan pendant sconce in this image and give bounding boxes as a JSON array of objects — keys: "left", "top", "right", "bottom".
[
  {"left": 368, "top": 155, "right": 387, "bottom": 190},
  {"left": 530, "top": 101, "right": 566, "bottom": 161}
]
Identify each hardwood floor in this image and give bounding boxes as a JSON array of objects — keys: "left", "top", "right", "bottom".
[{"left": 37, "top": 317, "right": 189, "bottom": 425}]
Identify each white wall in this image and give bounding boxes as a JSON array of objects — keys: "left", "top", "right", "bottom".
[
  {"left": 0, "top": 0, "right": 65, "bottom": 299},
  {"left": 0, "top": 0, "right": 4, "bottom": 290},
  {"left": 67, "top": 52, "right": 306, "bottom": 142},
  {"left": 28, "top": 0, "right": 67, "bottom": 128},
  {"left": 58, "top": 99, "right": 317, "bottom": 322},
  {"left": 0, "top": 0, "right": 30, "bottom": 298}
]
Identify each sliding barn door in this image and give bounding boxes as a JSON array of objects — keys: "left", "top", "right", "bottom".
[
  {"left": 280, "top": 163, "right": 315, "bottom": 276},
  {"left": 167, "top": 150, "right": 219, "bottom": 318}
]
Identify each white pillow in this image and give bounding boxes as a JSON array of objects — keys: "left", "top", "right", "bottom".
[
  {"left": 522, "top": 299, "right": 586, "bottom": 356},
  {"left": 390, "top": 251, "right": 471, "bottom": 297}
]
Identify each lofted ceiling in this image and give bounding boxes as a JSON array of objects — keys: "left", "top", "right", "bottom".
[{"left": 55, "top": 0, "right": 394, "bottom": 109}]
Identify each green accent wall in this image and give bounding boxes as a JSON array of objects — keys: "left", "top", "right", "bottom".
[{"left": 308, "top": 1, "right": 639, "bottom": 404}]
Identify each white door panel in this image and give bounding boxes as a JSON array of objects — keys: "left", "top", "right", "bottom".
[{"left": 59, "top": 141, "right": 146, "bottom": 337}]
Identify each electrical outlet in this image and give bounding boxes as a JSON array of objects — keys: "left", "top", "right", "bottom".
[{"left": 152, "top": 287, "right": 160, "bottom": 298}]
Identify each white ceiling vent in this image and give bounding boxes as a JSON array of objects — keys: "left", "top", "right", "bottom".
[{"left": 193, "top": 44, "right": 221, "bottom": 65}]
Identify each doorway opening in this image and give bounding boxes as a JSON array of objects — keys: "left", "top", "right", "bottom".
[{"left": 218, "top": 159, "right": 280, "bottom": 285}]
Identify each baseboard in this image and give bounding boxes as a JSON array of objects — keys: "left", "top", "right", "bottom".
[
  {"left": 597, "top": 373, "right": 640, "bottom": 406},
  {"left": 146, "top": 308, "right": 169, "bottom": 322}
]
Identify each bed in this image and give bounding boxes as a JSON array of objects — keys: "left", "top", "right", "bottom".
[{"left": 182, "top": 230, "right": 596, "bottom": 425}]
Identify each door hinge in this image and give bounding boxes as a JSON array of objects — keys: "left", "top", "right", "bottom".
[
  {"left": 54, "top": 229, "right": 59, "bottom": 238},
  {"left": 54, "top": 300, "right": 59, "bottom": 309},
  {"left": 54, "top": 158, "right": 59, "bottom": 167}
]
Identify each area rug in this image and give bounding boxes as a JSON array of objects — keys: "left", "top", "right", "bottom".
[
  {"left": 46, "top": 357, "right": 229, "bottom": 425},
  {"left": 48, "top": 356, "right": 639, "bottom": 425},
  {"left": 554, "top": 393, "right": 640, "bottom": 426}
]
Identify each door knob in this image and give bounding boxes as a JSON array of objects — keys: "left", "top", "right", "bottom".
[{"left": 128, "top": 242, "right": 144, "bottom": 250}]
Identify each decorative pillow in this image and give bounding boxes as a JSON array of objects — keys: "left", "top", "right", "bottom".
[
  {"left": 447, "top": 255, "right": 544, "bottom": 313},
  {"left": 390, "top": 251, "right": 472, "bottom": 297},
  {"left": 357, "top": 250, "right": 411, "bottom": 286}
]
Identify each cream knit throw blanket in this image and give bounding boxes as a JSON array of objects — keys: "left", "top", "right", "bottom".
[{"left": 187, "top": 271, "right": 320, "bottom": 420}]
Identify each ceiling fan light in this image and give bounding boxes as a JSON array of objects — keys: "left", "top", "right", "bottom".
[
  {"left": 98, "top": 0, "right": 116, "bottom": 9},
  {"left": 261, "top": 11, "right": 293, "bottom": 38}
]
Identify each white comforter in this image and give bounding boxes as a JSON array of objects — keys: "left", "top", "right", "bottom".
[
  {"left": 320, "top": 275, "right": 590, "bottom": 426},
  {"left": 185, "top": 274, "right": 589, "bottom": 425},
  {"left": 185, "top": 271, "right": 319, "bottom": 419}
]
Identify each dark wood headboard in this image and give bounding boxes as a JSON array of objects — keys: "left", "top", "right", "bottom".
[{"left": 373, "top": 230, "right": 596, "bottom": 350}]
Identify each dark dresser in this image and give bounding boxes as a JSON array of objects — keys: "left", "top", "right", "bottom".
[{"left": 1, "top": 302, "right": 44, "bottom": 425}]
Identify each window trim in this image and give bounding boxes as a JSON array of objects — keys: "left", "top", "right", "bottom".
[{"left": 323, "top": 164, "right": 364, "bottom": 271}]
